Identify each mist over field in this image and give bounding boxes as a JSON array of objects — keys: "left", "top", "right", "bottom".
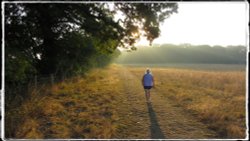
[{"left": 115, "top": 44, "right": 246, "bottom": 65}]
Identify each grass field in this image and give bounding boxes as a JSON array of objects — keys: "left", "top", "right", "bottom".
[
  {"left": 6, "top": 66, "right": 122, "bottom": 138},
  {"left": 5, "top": 64, "right": 247, "bottom": 139},
  {"left": 127, "top": 65, "right": 246, "bottom": 138}
]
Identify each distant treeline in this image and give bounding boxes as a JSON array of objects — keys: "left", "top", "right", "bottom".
[{"left": 115, "top": 44, "right": 246, "bottom": 64}]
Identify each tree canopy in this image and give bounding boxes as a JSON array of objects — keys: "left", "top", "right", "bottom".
[{"left": 4, "top": 2, "right": 178, "bottom": 84}]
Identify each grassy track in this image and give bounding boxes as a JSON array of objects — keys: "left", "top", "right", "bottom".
[
  {"left": 114, "top": 66, "right": 217, "bottom": 139},
  {"left": 6, "top": 64, "right": 246, "bottom": 139}
]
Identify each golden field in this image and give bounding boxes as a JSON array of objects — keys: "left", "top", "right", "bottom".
[
  {"left": 5, "top": 64, "right": 247, "bottom": 139},
  {"left": 129, "top": 65, "right": 246, "bottom": 138}
]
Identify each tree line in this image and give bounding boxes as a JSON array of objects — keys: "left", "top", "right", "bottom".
[{"left": 115, "top": 44, "right": 246, "bottom": 64}]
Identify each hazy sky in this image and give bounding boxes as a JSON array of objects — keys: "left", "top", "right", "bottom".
[{"left": 136, "top": 2, "right": 248, "bottom": 47}]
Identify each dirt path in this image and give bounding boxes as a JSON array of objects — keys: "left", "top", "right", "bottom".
[{"left": 114, "top": 66, "right": 217, "bottom": 139}]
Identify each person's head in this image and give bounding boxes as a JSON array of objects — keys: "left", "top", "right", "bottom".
[{"left": 146, "top": 68, "right": 151, "bottom": 74}]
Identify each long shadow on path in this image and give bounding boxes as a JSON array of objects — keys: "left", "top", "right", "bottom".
[{"left": 147, "top": 102, "right": 166, "bottom": 139}]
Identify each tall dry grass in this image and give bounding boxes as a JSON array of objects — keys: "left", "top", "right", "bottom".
[
  {"left": 5, "top": 65, "right": 246, "bottom": 139},
  {"left": 5, "top": 65, "right": 123, "bottom": 139},
  {"left": 130, "top": 67, "right": 246, "bottom": 138}
]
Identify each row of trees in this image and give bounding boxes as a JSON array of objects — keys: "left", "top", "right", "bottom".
[
  {"left": 5, "top": 3, "right": 178, "bottom": 85},
  {"left": 115, "top": 44, "right": 246, "bottom": 64}
]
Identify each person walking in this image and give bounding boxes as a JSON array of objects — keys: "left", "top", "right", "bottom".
[{"left": 142, "top": 68, "right": 155, "bottom": 103}]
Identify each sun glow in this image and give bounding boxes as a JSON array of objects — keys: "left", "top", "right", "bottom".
[{"left": 136, "top": 2, "right": 248, "bottom": 47}]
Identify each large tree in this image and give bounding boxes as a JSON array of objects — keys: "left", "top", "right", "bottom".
[{"left": 4, "top": 2, "right": 178, "bottom": 82}]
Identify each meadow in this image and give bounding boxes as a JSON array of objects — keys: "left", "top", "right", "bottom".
[
  {"left": 128, "top": 64, "right": 246, "bottom": 138},
  {"left": 5, "top": 64, "right": 247, "bottom": 139},
  {"left": 6, "top": 65, "right": 123, "bottom": 138}
]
